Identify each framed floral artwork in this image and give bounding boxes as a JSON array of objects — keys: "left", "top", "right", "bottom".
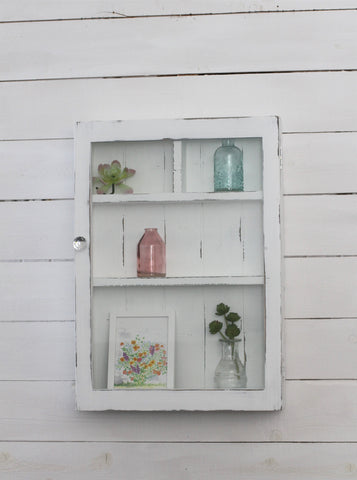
[{"left": 107, "top": 311, "right": 175, "bottom": 389}]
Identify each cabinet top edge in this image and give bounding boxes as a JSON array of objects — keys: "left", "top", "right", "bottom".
[{"left": 74, "top": 116, "right": 280, "bottom": 143}]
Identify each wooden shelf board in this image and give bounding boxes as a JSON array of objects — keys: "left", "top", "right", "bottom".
[
  {"left": 93, "top": 276, "right": 265, "bottom": 287},
  {"left": 92, "top": 191, "right": 263, "bottom": 204}
]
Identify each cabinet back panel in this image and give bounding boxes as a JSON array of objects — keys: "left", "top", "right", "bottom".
[
  {"left": 91, "top": 285, "right": 265, "bottom": 390},
  {"left": 183, "top": 138, "right": 263, "bottom": 193},
  {"left": 91, "top": 141, "right": 174, "bottom": 194},
  {"left": 92, "top": 202, "right": 263, "bottom": 278}
]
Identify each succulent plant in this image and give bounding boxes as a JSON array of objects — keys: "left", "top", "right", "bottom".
[{"left": 94, "top": 160, "right": 136, "bottom": 194}]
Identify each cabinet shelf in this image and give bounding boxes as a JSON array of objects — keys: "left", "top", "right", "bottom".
[
  {"left": 93, "top": 275, "right": 265, "bottom": 287},
  {"left": 74, "top": 117, "right": 282, "bottom": 411},
  {"left": 92, "top": 191, "right": 263, "bottom": 205}
]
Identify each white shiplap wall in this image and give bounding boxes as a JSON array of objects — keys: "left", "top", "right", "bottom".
[{"left": 1, "top": 1, "right": 357, "bottom": 477}]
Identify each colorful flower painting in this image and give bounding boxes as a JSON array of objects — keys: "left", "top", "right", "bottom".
[
  {"left": 107, "top": 313, "right": 175, "bottom": 389},
  {"left": 117, "top": 335, "right": 168, "bottom": 387}
]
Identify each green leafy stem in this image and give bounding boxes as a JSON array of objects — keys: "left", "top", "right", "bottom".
[{"left": 209, "top": 303, "right": 242, "bottom": 354}]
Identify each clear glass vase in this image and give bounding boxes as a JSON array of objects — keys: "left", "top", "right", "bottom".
[
  {"left": 137, "top": 228, "right": 166, "bottom": 278},
  {"left": 214, "top": 339, "right": 247, "bottom": 389},
  {"left": 214, "top": 139, "right": 243, "bottom": 192}
]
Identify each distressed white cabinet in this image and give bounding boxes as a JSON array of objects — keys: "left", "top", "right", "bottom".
[{"left": 74, "top": 117, "right": 282, "bottom": 411}]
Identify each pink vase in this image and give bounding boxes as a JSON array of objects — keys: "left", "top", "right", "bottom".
[{"left": 137, "top": 228, "right": 166, "bottom": 277}]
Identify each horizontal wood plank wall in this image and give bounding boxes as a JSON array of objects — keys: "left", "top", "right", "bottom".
[
  {"left": 2, "top": 11, "right": 357, "bottom": 80},
  {"left": 2, "top": 0, "right": 357, "bottom": 21},
  {"left": 1, "top": 2, "right": 356, "bottom": 478},
  {"left": 1, "top": 443, "right": 357, "bottom": 479},
  {"left": 1, "top": 74, "right": 357, "bottom": 140}
]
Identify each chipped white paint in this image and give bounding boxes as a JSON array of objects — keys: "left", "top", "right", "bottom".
[
  {"left": 74, "top": 117, "right": 282, "bottom": 410},
  {"left": 1, "top": 0, "right": 357, "bottom": 477}
]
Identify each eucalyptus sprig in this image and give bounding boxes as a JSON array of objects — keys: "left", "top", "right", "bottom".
[{"left": 209, "top": 303, "right": 241, "bottom": 341}]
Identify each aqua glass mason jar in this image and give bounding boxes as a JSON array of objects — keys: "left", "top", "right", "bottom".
[{"left": 214, "top": 139, "right": 243, "bottom": 192}]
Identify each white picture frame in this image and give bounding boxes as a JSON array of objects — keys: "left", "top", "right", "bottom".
[{"left": 107, "top": 311, "right": 175, "bottom": 390}]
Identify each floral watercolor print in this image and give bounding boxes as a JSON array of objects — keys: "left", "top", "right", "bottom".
[{"left": 108, "top": 314, "right": 174, "bottom": 389}]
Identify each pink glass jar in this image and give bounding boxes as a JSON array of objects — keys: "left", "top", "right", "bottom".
[{"left": 137, "top": 228, "right": 166, "bottom": 278}]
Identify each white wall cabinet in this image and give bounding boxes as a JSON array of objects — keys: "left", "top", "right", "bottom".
[{"left": 74, "top": 117, "right": 282, "bottom": 411}]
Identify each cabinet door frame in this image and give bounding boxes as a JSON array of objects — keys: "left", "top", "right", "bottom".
[{"left": 74, "top": 116, "right": 282, "bottom": 411}]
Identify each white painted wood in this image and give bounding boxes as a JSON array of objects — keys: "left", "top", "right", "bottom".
[
  {"left": 92, "top": 276, "right": 265, "bottom": 286},
  {"left": 74, "top": 117, "right": 281, "bottom": 410},
  {"left": 0, "top": 200, "right": 74, "bottom": 260},
  {"left": 201, "top": 201, "right": 263, "bottom": 277},
  {"left": 173, "top": 140, "right": 183, "bottom": 193},
  {"left": 91, "top": 204, "right": 124, "bottom": 278},
  {"left": 163, "top": 287, "right": 206, "bottom": 389},
  {"left": 285, "top": 257, "right": 357, "bottom": 319},
  {"left": 285, "top": 319, "right": 357, "bottom": 380},
  {"left": 2, "top": 132, "right": 355, "bottom": 202},
  {"left": 1, "top": 380, "right": 357, "bottom": 440},
  {"left": 91, "top": 285, "right": 266, "bottom": 390},
  {"left": 92, "top": 140, "right": 173, "bottom": 194},
  {"left": 182, "top": 138, "right": 263, "bottom": 193},
  {"left": 2, "top": 257, "right": 355, "bottom": 325},
  {"left": 284, "top": 194, "right": 357, "bottom": 256},
  {"left": 93, "top": 191, "right": 263, "bottom": 203},
  {"left": 1, "top": 318, "right": 354, "bottom": 381},
  {"left": 0, "top": 262, "right": 74, "bottom": 321},
  {"left": 2, "top": 442, "right": 357, "bottom": 480},
  {"left": 0, "top": 139, "right": 74, "bottom": 200},
  {"left": 0, "top": 322, "right": 75, "bottom": 380},
  {"left": 2, "top": 0, "right": 357, "bottom": 21},
  {"left": 283, "top": 132, "right": 357, "bottom": 195},
  {"left": 2, "top": 73, "right": 357, "bottom": 141},
  {"left": 2, "top": 131, "right": 355, "bottom": 204},
  {"left": 2, "top": 11, "right": 357, "bottom": 81},
  {"left": 5, "top": 192, "right": 357, "bottom": 264},
  {"left": 165, "top": 203, "right": 205, "bottom": 277}
]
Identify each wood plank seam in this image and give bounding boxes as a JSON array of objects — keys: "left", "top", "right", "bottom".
[{"left": 1, "top": 8, "right": 357, "bottom": 24}]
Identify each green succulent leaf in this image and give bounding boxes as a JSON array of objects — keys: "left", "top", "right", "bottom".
[
  {"left": 209, "top": 320, "right": 223, "bottom": 335},
  {"left": 216, "top": 303, "right": 230, "bottom": 316},
  {"left": 225, "top": 312, "right": 241, "bottom": 323},
  {"left": 95, "top": 160, "right": 136, "bottom": 194},
  {"left": 96, "top": 183, "right": 112, "bottom": 194},
  {"left": 225, "top": 324, "right": 240, "bottom": 339}
]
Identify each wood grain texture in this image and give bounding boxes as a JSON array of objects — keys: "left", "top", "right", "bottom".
[
  {"left": 285, "top": 319, "right": 357, "bottom": 380},
  {"left": 2, "top": 133, "right": 356, "bottom": 199},
  {"left": 0, "top": 322, "right": 75, "bottom": 380},
  {"left": 283, "top": 132, "right": 357, "bottom": 194},
  {"left": 1, "top": 442, "right": 357, "bottom": 479},
  {"left": 284, "top": 195, "right": 357, "bottom": 256},
  {"left": 1, "top": 257, "right": 355, "bottom": 322},
  {"left": 0, "top": 262, "right": 74, "bottom": 321},
  {"left": 2, "top": 192, "right": 356, "bottom": 261},
  {"left": 2, "top": 0, "right": 357, "bottom": 21},
  {"left": 1, "top": 317, "right": 355, "bottom": 381},
  {"left": 285, "top": 257, "right": 357, "bottom": 319},
  {"left": 0, "top": 200, "right": 74, "bottom": 260},
  {"left": 2, "top": 11, "right": 357, "bottom": 81},
  {"left": 1, "top": 0, "right": 356, "bottom": 468},
  {"left": 1, "top": 73, "right": 357, "bottom": 141},
  {"left": 0, "top": 140, "right": 74, "bottom": 200},
  {"left": 0, "top": 380, "right": 357, "bottom": 441}
]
